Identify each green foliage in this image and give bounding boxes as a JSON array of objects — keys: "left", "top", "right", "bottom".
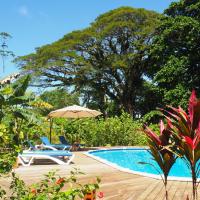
[
  {"left": 52, "top": 112, "right": 147, "bottom": 146},
  {"left": 142, "top": 110, "right": 163, "bottom": 124},
  {"left": 0, "top": 170, "right": 101, "bottom": 200},
  {"left": 39, "top": 88, "right": 79, "bottom": 115},
  {"left": 136, "top": 81, "right": 163, "bottom": 117},
  {"left": 0, "top": 124, "right": 19, "bottom": 174},
  {"left": 0, "top": 76, "right": 32, "bottom": 145},
  {"left": 16, "top": 7, "right": 160, "bottom": 117},
  {"left": 0, "top": 151, "right": 17, "bottom": 174},
  {"left": 148, "top": 0, "right": 200, "bottom": 109},
  {"left": 163, "top": 84, "right": 190, "bottom": 110},
  {"left": 0, "top": 76, "right": 47, "bottom": 174},
  {"left": 164, "top": 0, "right": 200, "bottom": 20}
]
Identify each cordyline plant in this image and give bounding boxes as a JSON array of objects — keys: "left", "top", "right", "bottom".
[
  {"left": 143, "top": 120, "right": 177, "bottom": 200},
  {"left": 162, "top": 90, "right": 200, "bottom": 200}
]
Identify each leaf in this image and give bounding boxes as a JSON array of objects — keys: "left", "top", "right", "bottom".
[
  {"left": 0, "top": 94, "right": 5, "bottom": 106},
  {"left": 7, "top": 96, "right": 30, "bottom": 105},
  {"left": 138, "top": 161, "right": 165, "bottom": 184},
  {"left": 0, "top": 111, "right": 4, "bottom": 122},
  {"left": 13, "top": 75, "right": 31, "bottom": 97},
  {"left": 160, "top": 120, "right": 165, "bottom": 134},
  {"left": 145, "top": 126, "right": 161, "bottom": 145},
  {"left": 188, "top": 90, "right": 200, "bottom": 131},
  {"left": 13, "top": 111, "right": 27, "bottom": 120}
]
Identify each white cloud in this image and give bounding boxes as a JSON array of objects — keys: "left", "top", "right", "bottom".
[{"left": 18, "top": 6, "right": 29, "bottom": 16}]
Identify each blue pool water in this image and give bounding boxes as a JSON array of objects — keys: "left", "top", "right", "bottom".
[{"left": 89, "top": 149, "right": 191, "bottom": 178}]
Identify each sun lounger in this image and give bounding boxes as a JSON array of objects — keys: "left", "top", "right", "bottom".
[
  {"left": 27, "top": 140, "right": 59, "bottom": 151},
  {"left": 59, "top": 136, "right": 85, "bottom": 151},
  {"left": 59, "top": 136, "right": 71, "bottom": 146},
  {"left": 18, "top": 150, "right": 74, "bottom": 166},
  {"left": 40, "top": 136, "right": 71, "bottom": 150}
]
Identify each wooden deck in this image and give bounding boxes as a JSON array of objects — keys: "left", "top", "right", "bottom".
[{"left": 0, "top": 152, "right": 198, "bottom": 199}]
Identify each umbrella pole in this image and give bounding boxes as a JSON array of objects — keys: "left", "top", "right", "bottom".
[{"left": 49, "top": 118, "right": 53, "bottom": 143}]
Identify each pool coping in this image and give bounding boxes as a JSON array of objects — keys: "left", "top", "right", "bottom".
[{"left": 84, "top": 147, "right": 195, "bottom": 182}]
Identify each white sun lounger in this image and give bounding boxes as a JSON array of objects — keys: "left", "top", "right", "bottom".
[{"left": 18, "top": 150, "right": 75, "bottom": 167}]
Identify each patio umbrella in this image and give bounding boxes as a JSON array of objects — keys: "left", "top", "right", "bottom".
[
  {"left": 47, "top": 105, "right": 102, "bottom": 142},
  {"left": 48, "top": 105, "right": 102, "bottom": 118}
]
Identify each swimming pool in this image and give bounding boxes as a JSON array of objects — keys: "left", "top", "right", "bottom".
[{"left": 86, "top": 148, "right": 193, "bottom": 181}]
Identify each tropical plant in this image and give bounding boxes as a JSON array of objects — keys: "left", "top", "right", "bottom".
[
  {"left": 0, "top": 75, "right": 53, "bottom": 147},
  {"left": 162, "top": 90, "right": 200, "bottom": 200},
  {"left": 0, "top": 76, "right": 31, "bottom": 174},
  {"left": 144, "top": 90, "right": 200, "bottom": 200},
  {"left": 0, "top": 75, "right": 49, "bottom": 174},
  {"left": 143, "top": 120, "right": 177, "bottom": 200},
  {"left": 0, "top": 170, "right": 101, "bottom": 200},
  {"left": 0, "top": 75, "right": 32, "bottom": 145}
]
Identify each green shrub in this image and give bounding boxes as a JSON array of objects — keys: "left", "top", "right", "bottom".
[
  {"left": 0, "top": 170, "right": 101, "bottom": 200},
  {"left": 51, "top": 112, "right": 147, "bottom": 146}
]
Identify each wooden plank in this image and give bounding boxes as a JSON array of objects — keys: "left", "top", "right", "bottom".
[
  {"left": 173, "top": 181, "right": 187, "bottom": 200},
  {"left": 136, "top": 180, "right": 161, "bottom": 200},
  {"left": 146, "top": 180, "right": 164, "bottom": 200},
  {"left": 0, "top": 151, "right": 198, "bottom": 200},
  {"left": 168, "top": 181, "right": 180, "bottom": 199}
]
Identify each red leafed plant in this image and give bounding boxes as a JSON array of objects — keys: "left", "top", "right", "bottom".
[
  {"left": 143, "top": 120, "right": 177, "bottom": 200},
  {"left": 162, "top": 90, "right": 200, "bottom": 200}
]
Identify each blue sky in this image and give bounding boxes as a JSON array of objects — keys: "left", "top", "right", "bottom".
[{"left": 0, "top": 0, "right": 175, "bottom": 78}]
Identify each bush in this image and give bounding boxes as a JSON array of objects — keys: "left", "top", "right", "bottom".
[
  {"left": 0, "top": 170, "right": 101, "bottom": 200},
  {"left": 51, "top": 112, "right": 147, "bottom": 146}
]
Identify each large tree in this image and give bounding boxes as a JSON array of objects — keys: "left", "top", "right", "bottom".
[
  {"left": 16, "top": 7, "right": 160, "bottom": 117},
  {"left": 40, "top": 88, "right": 79, "bottom": 110},
  {"left": 148, "top": 0, "right": 200, "bottom": 109}
]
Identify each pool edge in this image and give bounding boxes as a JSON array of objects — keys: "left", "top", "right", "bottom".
[{"left": 84, "top": 147, "right": 194, "bottom": 182}]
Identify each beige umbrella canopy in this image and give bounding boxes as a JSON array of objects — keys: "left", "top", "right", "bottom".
[
  {"left": 48, "top": 105, "right": 102, "bottom": 118},
  {"left": 47, "top": 105, "right": 102, "bottom": 142}
]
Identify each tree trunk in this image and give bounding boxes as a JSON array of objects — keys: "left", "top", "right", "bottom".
[
  {"left": 126, "top": 102, "right": 134, "bottom": 117},
  {"left": 191, "top": 165, "right": 197, "bottom": 200},
  {"left": 164, "top": 176, "right": 168, "bottom": 200},
  {"left": 121, "top": 92, "right": 135, "bottom": 117}
]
